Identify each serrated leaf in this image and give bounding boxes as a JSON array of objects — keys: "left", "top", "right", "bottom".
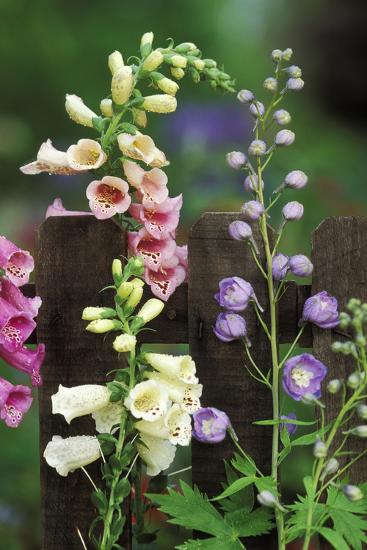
[
  {"left": 231, "top": 453, "right": 257, "bottom": 476},
  {"left": 177, "top": 538, "right": 243, "bottom": 550},
  {"left": 225, "top": 506, "right": 274, "bottom": 537},
  {"left": 220, "top": 463, "right": 254, "bottom": 513},
  {"left": 254, "top": 476, "right": 277, "bottom": 494},
  {"left": 326, "top": 485, "right": 367, "bottom": 549},
  {"left": 318, "top": 527, "right": 350, "bottom": 550},
  {"left": 211, "top": 476, "right": 256, "bottom": 502}
]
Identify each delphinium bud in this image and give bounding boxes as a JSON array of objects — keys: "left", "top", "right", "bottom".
[
  {"left": 285, "top": 170, "right": 308, "bottom": 189},
  {"left": 275, "top": 130, "right": 295, "bottom": 147},
  {"left": 347, "top": 372, "right": 362, "bottom": 389},
  {"left": 228, "top": 221, "right": 253, "bottom": 241},
  {"left": 287, "top": 78, "right": 304, "bottom": 91},
  {"left": 339, "top": 312, "right": 351, "bottom": 329},
  {"left": 272, "top": 253, "right": 289, "bottom": 281},
  {"left": 257, "top": 491, "right": 286, "bottom": 512},
  {"left": 263, "top": 77, "right": 278, "bottom": 92},
  {"left": 273, "top": 109, "right": 292, "bottom": 126},
  {"left": 350, "top": 425, "right": 367, "bottom": 438},
  {"left": 226, "top": 151, "right": 247, "bottom": 170},
  {"left": 342, "top": 485, "right": 364, "bottom": 502},
  {"left": 243, "top": 174, "right": 264, "bottom": 193},
  {"left": 282, "top": 201, "right": 304, "bottom": 221},
  {"left": 327, "top": 379, "right": 342, "bottom": 394},
  {"left": 289, "top": 255, "right": 313, "bottom": 277},
  {"left": 321, "top": 458, "right": 339, "bottom": 479},
  {"left": 313, "top": 438, "right": 327, "bottom": 458},
  {"left": 237, "top": 89, "right": 255, "bottom": 103},
  {"left": 241, "top": 200, "right": 265, "bottom": 222},
  {"left": 286, "top": 65, "right": 302, "bottom": 78},
  {"left": 249, "top": 101, "right": 265, "bottom": 118},
  {"left": 271, "top": 49, "right": 283, "bottom": 62},
  {"left": 282, "top": 48, "right": 293, "bottom": 61},
  {"left": 357, "top": 404, "right": 367, "bottom": 420},
  {"left": 248, "top": 140, "right": 267, "bottom": 156}
]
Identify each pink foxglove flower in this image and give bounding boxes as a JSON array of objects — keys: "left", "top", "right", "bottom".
[
  {"left": 0, "top": 377, "right": 32, "bottom": 428},
  {"left": 46, "top": 198, "right": 92, "bottom": 219},
  {"left": 117, "top": 132, "right": 168, "bottom": 167},
  {"left": 145, "top": 264, "right": 186, "bottom": 301},
  {"left": 128, "top": 229, "right": 176, "bottom": 272},
  {"left": 0, "top": 297, "right": 36, "bottom": 351},
  {"left": 0, "top": 343, "right": 45, "bottom": 386},
  {"left": 175, "top": 245, "right": 188, "bottom": 273},
  {"left": 66, "top": 139, "right": 107, "bottom": 171},
  {"left": 0, "top": 277, "right": 41, "bottom": 319},
  {"left": 129, "top": 195, "right": 182, "bottom": 240},
  {"left": 86, "top": 176, "right": 131, "bottom": 220},
  {"left": 0, "top": 236, "right": 34, "bottom": 287},
  {"left": 19, "top": 139, "right": 78, "bottom": 176},
  {"left": 123, "top": 160, "right": 168, "bottom": 206}
]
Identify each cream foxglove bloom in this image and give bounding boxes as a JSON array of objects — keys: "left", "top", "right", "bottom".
[
  {"left": 124, "top": 379, "right": 169, "bottom": 421},
  {"left": 86, "top": 319, "right": 123, "bottom": 333},
  {"left": 44, "top": 435, "right": 101, "bottom": 477},
  {"left": 136, "top": 298, "right": 165, "bottom": 324},
  {"left": 156, "top": 77, "right": 179, "bottom": 96},
  {"left": 100, "top": 98, "right": 113, "bottom": 117},
  {"left": 111, "top": 66, "right": 134, "bottom": 105},
  {"left": 132, "top": 108, "right": 147, "bottom": 128},
  {"left": 170, "top": 67, "right": 185, "bottom": 80},
  {"left": 142, "top": 95, "right": 177, "bottom": 114},
  {"left": 92, "top": 401, "right": 124, "bottom": 433},
  {"left": 144, "top": 353, "right": 198, "bottom": 384},
  {"left": 141, "top": 32, "right": 154, "bottom": 51},
  {"left": 146, "top": 372, "right": 202, "bottom": 413},
  {"left": 66, "top": 139, "right": 107, "bottom": 171},
  {"left": 168, "top": 55, "right": 187, "bottom": 68},
  {"left": 136, "top": 404, "right": 192, "bottom": 446},
  {"left": 108, "top": 50, "right": 124, "bottom": 75},
  {"left": 51, "top": 384, "right": 111, "bottom": 423},
  {"left": 82, "top": 307, "right": 117, "bottom": 321},
  {"left": 65, "top": 94, "right": 99, "bottom": 128},
  {"left": 113, "top": 333, "right": 137, "bottom": 353},
  {"left": 137, "top": 433, "right": 176, "bottom": 476},
  {"left": 117, "top": 132, "right": 168, "bottom": 167},
  {"left": 142, "top": 50, "right": 164, "bottom": 72},
  {"left": 20, "top": 139, "right": 77, "bottom": 175}
]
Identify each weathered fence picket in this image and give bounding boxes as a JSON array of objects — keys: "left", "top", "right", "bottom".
[{"left": 28, "top": 214, "right": 366, "bottom": 549}]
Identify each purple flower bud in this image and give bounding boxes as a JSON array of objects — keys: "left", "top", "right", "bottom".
[
  {"left": 249, "top": 101, "right": 265, "bottom": 118},
  {"left": 192, "top": 407, "right": 230, "bottom": 443},
  {"left": 282, "top": 48, "right": 293, "bottom": 61},
  {"left": 327, "top": 379, "right": 342, "bottom": 394},
  {"left": 342, "top": 485, "right": 364, "bottom": 502},
  {"left": 313, "top": 438, "right": 327, "bottom": 458},
  {"left": 213, "top": 312, "right": 247, "bottom": 342},
  {"left": 272, "top": 253, "right": 289, "bottom": 281},
  {"left": 237, "top": 89, "right": 254, "bottom": 103},
  {"left": 282, "top": 201, "right": 304, "bottom": 221},
  {"left": 275, "top": 130, "right": 295, "bottom": 147},
  {"left": 248, "top": 140, "right": 267, "bottom": 156},
  {"left": 285, "top": 170, "right": 308, "bottom": 189},
  {"left": 286, "top": 65, "right": 302, "bottom": 78},
  {"left": 271, "top": 49, "right": 283, "bottom": 62},
  {"left": 241, "top": 200, "right": 264, "bottom": 222},
  {"left": 273, "top": 109, "right": 292, "bottom": 126},
  {"left": 226, "top": 151, "right": 247, "bottom": 170},
  {"left": 286, "top": 78, "right": 304, "bottom": 91},
  {"left": 243, "top": 174, "right": 264, "bottom": 193},
  {"left": 357, "top": 404, "right": 367, "bottom": 419},
  {"left": 280, "top": 412, "right": 297, "bottom": 436},
  {"left": 228, "top": 220, "right": 253, "bottom": 241},
  {"left": 263, "top": 77, "right": 278, "bottom": 92},
  {"left": 283, "top": 353, "right": 327, "bottom": 401},
  {"left": 322, "top": 458, "right": 339, "bottom": 478},
  {"left": 215, "top": 277, "right": 262, "bottom": 313},
  {"left": 301, "top": 291, "right": 339, "bottom": 329},
  {"left": 289, "top": 255, "right": 313, "bottom": 277}
]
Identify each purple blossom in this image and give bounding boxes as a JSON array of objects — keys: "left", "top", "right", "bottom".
[
  {"left": 0, "top": 377, "right": 33, "bottom": 428},
  {"left": 275, "top": 130, "right": 295, "bottom": 147},
  {"left": 0, "top": 343, "right": 45, "bottom": 386},
  {"left": 243, "top": 174, "right": 264, "bottom": 193},
  {"left": 284, "top": 170, "right": 308, "bottom": 189},
  {"left": 226, "top": 151, "right": 247, "bottom": 170},
  {"left": 228, "top": 220, "right": 253, "bottom": 241},
  {"left": 301, "top": 291, "right": 339, "bottom": 329},
  {"left": 289, "top": 255, "right": 313, "bottom": 277},
  {"left": 0, "top": 277, "right": 41, "bottom": 319},
  {"left": 273, "top": 110, "right": 291, "bottom": 126},
  {"left": 287, "top": 78, "right": 304, "bottom": 91},
  {"left": 192, "top": 407, "right": 230, "bottom": 443},
  {"left": 213, "top": 312, "right": 247, "bottom": 342},
  {"left": 272, "top": 254, "right": 289, "bottom": 281},
  {"left": 0, "top": 236, "right": 34, "bottom": 287},
  {"left": 215, "top": 277, "right": 261, "bottom": 312},
  {"left": 241, "top": 200, "right": 264, "bottom": 222},
  {"left": 280, "top": 412, "right": 297, "bottom": 436},
  {"left": 249, "top": 101, "right": 265, "bottom": 118},
  {"left": 248, "top": 140, "right": 267, "bottom": 156},
  {"left": 283, "top": 353, "right": 327, "bottom": 401},
  {"left": 0, "top": 297, "right": 36, "bottom": 352},
  {"left": 237, "top": 89, "right": 254, "bottom": 103},
  {"left": 282, "top": 201, "right": 304, "bottom": 221}
]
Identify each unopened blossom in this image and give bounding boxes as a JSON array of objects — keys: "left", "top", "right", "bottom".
[
  {"left": 156, "top": 76, "right": 179, "bottom": 96},
  {"left": 248, "top": 140, "right": 267, "bottom": 156},
  {"left": 0, "top": 297, "right": 36, "bottom": 352},
  {"left": 128, "top": 228, "right": 176, "bottom": 272},
  {"left": 241, "top": 200, "right": 264, "bottom": 222},
  {"left": 243, "top": 174, "right": 264, "bottom": 193},
  {"left": 213, "top": 312, "right": 247, "bottom": 343},
  {"left": 257, "top": 491, "right": 278, "bottom": 508},
  {"left": 192, "top": 407, "right": 230, "bottom": 443},
  {"left": 283, "top": 353, "right": 327, "bottom": 401},
  {"left": 46, "top": 198, "right": 91, "bottom": 219},
  {"left": 226, "top": 151, "right": 247, "bottom": 170},
  {"left": 350, "top": 425, "right": 367, "bottom": 438},
  {"left": 280, "top": 412, "right": 297, "bottom": 436},
  {"left": 145, "top": 263, "right": 186, "bottom": 301},
  {"left": 51, "top": 384, "right": 111, "bottom": 423},
  {"left": 100, "top": 98, "right": 113, "bottom": 117},
  {"left": 142, "top": 50, "right": 164, "bottom": 72},
  {"left": 144, "top": 353, "right": 198, "bottom": 385},
  {"left": 85, "top": 319, "right": 122, "bottom": 334},
  {"left": 0, "top": 377, "right": 32, "bottom": 428},
  {"left": 146, "top": 371, "right": 202, "bottom": 413},
  {"left": 301, "top": 291, "right": 339, "bottom": 329},
  {"left": 0, "top": 237, "right": 34, "bottom": 287},
  {"left": 132, "top": 108, "right": 148, "bottom": 128},
  {"left": 166, "top": 54, "right": 187, "bottom": 68},
  {"left": 0, "top": 343, "right": 45, "bottom": 386},
  {"left": 82, "top": 307, "right": 116, "bottom": 321},
  {"left": 327, "top": 379, "right": 342, "bottom": 394},
  {"left": 136, "top": 404, "right": 192, "bottom": 446},
  {"left": 321, "top": 458, "right": 339, "bottom": 478},
  {"left": 118, "top": 132, "right": 168, "bottom": 167},
  {"left": 129, "top": 195, "right": 182, "bottom": 240},
  {"left": 272, "top": 253, "right": 289, "bottom": 281},
  {"left": 282, "top": 48, "right": 293, "bottom": 61},
  {"left": 170, "top": 67, "right": 185, "bottom": 80},
  {"left": 285, "top": 170, "right": 308, "bottom": 189},
  {"left": 263, "top": 77, "right": 278, "bottom": 92},
  {"left": 20, "top": 139, "right": 78, "bottom": 176},
  {"left": 289, "top": 255, "right": 313, "bottom": 277},
  {"left": 275, "top": 130, "right": 295, "bottom": 147},
  {"left": 286, "top": 65, "right": 302, "bottom": 78},
  {"left": 313, "top": 438, "right": 327, "bottom": 458},
  {"left": 142, "top": 94, "right": 177, "bottom": 114},
  {"left": 140, "top": 32, "right": 154, "bottom": 53},
  {"left": 137, "top": 433, "right": 176, "bottom": 476},
  {"left": 0, "top": 277, "right": 41, "bottom": 319},
  {"left": 124, "top": 379, "right": 169, "bottom": 421},
  {"left": 342, "top": 485, "right": 364, "bottom": 502},
  {"left": 237, "top": 89, "right": 254, "bottom": 103},
  {"left": 86, "top": 176, "right": 131, "bottom": 220},
  {"left": 123, "top": 160, "right": 168, "bottom": 206},
  {"left": 249, "top": 101, "right": 265, "bottom": 118},
  {"left": 113, "top": 333, "right": 137, "bottom": 353},
  {"left": 111, "top": 66, "right": 134, "bottom": 105},
  {"left": 125, "top": 286, "right": 144, "bottom": 311},
  {"left": 287, "top": 78, "right": 304, "bottom": 91},
  {"left": 65, "top": 94, "right": 99, "bottom": 128},
  {"left": 273, "top": 109, "right": 291, "bottom": 126},
  {"left": 44, "top": 435, "right": 101, "bottom": 477},
  {"left": 282, "top": 201, "right": 304, "bottom": 221},
  {"left": 215, "top": 277, "right": 262, "bottom": 312},
  {"left": 136, "top": 298, "right": 165, "bottom": 324},
  {"left": 117, "top": 278, "right": 143, "bottom": 300},
  {"left": 357, "top": 404, "right": 367, "bottom": 420},
  {"left": 271, "top": 49, "right": 283, "bottom": 62},
  {"left": 66, "top": 139, "right": 107, "bottom": 171},
  {"left": 347, "top": 371, "right": 361, "bottom": 389},
  {"left": 108, "top": 50, "right": 124, "bottom": 74}
]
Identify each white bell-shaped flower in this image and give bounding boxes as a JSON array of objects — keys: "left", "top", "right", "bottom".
[
  {"left": 137, "top": 433, "right": 176, "bottom": 476},
  {"left": 65, "top": 94, "right": 98, "bottom": 128},
  {"left": 51, "top": 384, "right": 111, "bottom": 423},
  {"left": 66, "top": 139, "right": 107, "bottom": 171},
  {"left": 92, "top": 402, "right": 124, "bottom": 434},
  {"left": 146, "top": 372, "right": 202, "bottom": 413},
  {"left": 124, "top": 379, "right": 169, "bottom": 421},
  {"left": 144, "top": 353, "right": 198, "bottom": 384},
  {"left": 20, "top": 139, "right": 77, "bottom": 175},
  {"left": 43, "top": 435, "right": 100, "bottom": 477},
  {"left": 135, "top": 404, "right": 191, "bottom": 446}
]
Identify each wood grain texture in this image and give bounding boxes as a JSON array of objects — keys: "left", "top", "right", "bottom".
[{"left": 36, "top": 216, "right": 131, "bottom": 550}]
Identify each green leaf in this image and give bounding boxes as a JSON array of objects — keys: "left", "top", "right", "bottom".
[
  {"left": 220, "top": 463, "right": 254, "bottom": 513},
  {"left": 253, "top": 418, "right": 316, "bottom": 426},
  {"left": 254, "top": 476, "right": 277, "bottom": 494},
  {"left": 91, "top": 490, "right": 108, "bottom": 516},
  {"left": 114, "top": 478, "right": 131, "bottom": 503},
  {"left": 177, "top": 538, "right": 243, "bottom": 549},
  {"left": 326, "top": 485, "right": 367, "bottom": 549},
  {"left": 225, "top": 506, "right": 274, "bottom": 537},
  {"left": 318, "top": 527, "right": 350, "bottom": 550},
  {"left": 211, "top": 476, "right": 256, "bottom": 502},
  {"left": 119, "top": 122, "right": 138, "bottom": 135},
  {"left": 231, "top": 453, "right": 257, "bottom": 476},
  {"left": 98, "top": 433, "right": 117, "bottom": 455},
  {"left": 92, "top": 116, "right": 105, "bottom": 132}
]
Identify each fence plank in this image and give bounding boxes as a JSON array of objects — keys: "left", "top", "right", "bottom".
[
  {"left": 189, "top": 212, "right": 275, "bottom": 548},
  {"left": 312, "top": 217, "right": 367, "bottom": 482},
  {"left": 36, "top": 216, "right": 131, "bottom": 550}
]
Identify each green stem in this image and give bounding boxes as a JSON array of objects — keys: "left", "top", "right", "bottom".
[{"left": 278, "top": 325, "right": 305, "bottom": 370}]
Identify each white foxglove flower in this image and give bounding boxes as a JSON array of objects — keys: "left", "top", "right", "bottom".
[
  {"left": 113, "top": 333, "right": 137, "bottom": 353},
  {"left": 65, "top": 94, "right": 99, "bottom": 128},
  {"left": 117, "top": 132, "right": 168, "bottom": 167},
  {"left": 20, "top": 139, "right": 77, "bottom": 175},
  {"left": 142, "top": 50, "right": 164, "bottom": 72},
  {"left": 82, "top": 307, "right": 117, "bottom": 321},
  {"left": 156, "top": 77, "right": 179, "bottom": 96},
  {"left": 44, "top": 435, "right": 100, "bottom": 477},
  {"left": 92, "top": 402, "right": 124, "bottom": 433},
  {"left": 135, "top": 417, "right": 170, "bottom": 440},
  {"left": 51, "top": 384, "right": 111, "bottom": 423},
  {"left": 111, "top": 66, "right": 134, "bottom": 105},
  {"left": 144, "top": 353, "right": 198, "bottom": 384},
  {"left": 136, "top": 299, "right": 165, "bottom": 324},
  {"left": 66, "top": 139, "right": 107, "bottom": 171},
  {"left": 124, "top": 380, "right": 169, "bottom": 421},
  {"left": 146, "top": 372, "right": 202, "bottom": 413},
  {"left": 136, "top": 404, "right": 192, "bottom": 446},
  {"left": 108, "top": 50, "right": 124, "bottom": 75},
  {"left": 137, "top": 433, "right": 176, "bottom": 476},
  {"left": 142, "top": 95, "right": 177, "bottom": 114}
]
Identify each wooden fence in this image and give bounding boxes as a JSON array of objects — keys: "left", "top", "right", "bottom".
[{"left": 25, "top": 213, "right": 367, "bottom": 549}]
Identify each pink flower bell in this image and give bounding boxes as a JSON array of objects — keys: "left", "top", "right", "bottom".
[
  {"left": 46, "top": 198, "right": 92, "bottom": 219},
  {"left": 0, "top": 343, "right": 45, "bottom": 386},
  {"left": 0, "top": 377, "right": 33, "bottom": 428},
  {"left": 145, "top": 264, "right": 186, "bottom": 301},
  {"left": 129, "top": 195, "right": 182, "bottom": 240},
  {"left": 123, "top": 160, "right": 168, "bottom": 206},
  {"left": 0, "top": 236, "right": 34, "bottom": 287},
  {"left": 0, "top": 297, "right": 36, "bottom": 352},
  {"left": 0, "top": 277, "right": 41, "bottom": 319},
  {"left": 128, "top": 229, "right": 176, "bottom": 272},
  {"left": 86, "top": 176, "right": 131, "bottom": 220}
]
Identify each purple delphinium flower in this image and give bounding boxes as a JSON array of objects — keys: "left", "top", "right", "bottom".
[
  {"left": 228, "top": 220, "right": 253, "bottom": 241},
  {"left": 280, "top": 412, "right": 297, "bottom": 436},
  {"left": 249, "top": 101, "right": 265, "bottom": 118},
  {"left": 215, "top": 277, "right": 262, "bottom": 312},
  {"left": 301, "top": 291, "right": 339, "bottom": 329},
  {"left": 289, "top": 255, "right": 313, "bottom": 277},
  {"left": 282, "top": 201, "right": 304, "bottom": 221},
  {"left": 192, "top": 407, "right": 230, "bottom": 443},
  {"left": 0, "top": 343, "right": 45, "bottom": 386},
  {"left": 272, "top": 254, "right": 289, "bottom": 281},
  {"left": 284, "top": 170, "right": 308, "bottom": 189},
  {"left": 273, "top": 109, "right": 291, "bottom": 126},
  {"left": 241, "top": 200, "right": 264, "bottom": 222},
  {"left": 213, "top": 312, "right": 247, "bottom": 342},
  {"left": 0, "top": 377, "right": 33, "bottom": 428},
  {"left": 287, "top": 78, "right": 304, "bottom": 91},
  {"left": 248, "top": 140, "right": 267, "bottom": 157},
  {"left": 226, "top": 151, "right": 247, "bottom": 170},
  {"left": 237, "top": 89, "right": 254, "bottom": 103},
  {"left": 283, "top": 353, "right": 327, "bottom": 401}
]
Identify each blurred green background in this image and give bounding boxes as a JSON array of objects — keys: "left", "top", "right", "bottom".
[{"left": 1, "top": 0, "right": 366, "bottom": 548}]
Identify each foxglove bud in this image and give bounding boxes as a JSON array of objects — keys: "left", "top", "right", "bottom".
[
  {"left": 165, "top": 54, "right": 187, "bottom": 68},
  {"left": 203, "top": 59, "right": 217, "bottom": 68},
  {"left": 126, "top": 286, "right": 144, "bottom": 310},
  {"left": 108, "top": 50, "right": 124, "bottom": 75},
  {"left": 112, "top": 259, "right": 123, "bottom": 285},
  {"left": 244, "top": 174, "right": 264, "bottom": 193},
  {"left": 347, "top": 372, "right": 361, "bottom": 389},
  {"left": 137, "top": 298, "right": 165, "bottom": 324},
  {"left": 82, "top": 307, "right": 117, "bottom": 321},
  {"left": 86, "top": 319, "right": 122, "bottom": 334},
  {"left": 241, "top": 200, "right": 264, "bottom": 222},
  {"left": 282, "top": 48, "right": 293, "bottom": 61},
  {"left": 170, "top": 67, "right": 185, "bottom": 80},
  {"left": 273, "top": 109, "right": 292, "bottom": 126},
  {"left": 175, "top": 42, "right": 197, "bottom": 53},
  {"left": 342, "top": 485, "right": 364, "bottom": 501},
  {"left": 287, "top": 78, "right": 304, "bottom": 91},
  {"left": 248, "top": 140, "right": 267, "bottom": 156},
  {"left": 313, "top": 438, "right": 327, "bottom": 458},
  {"left": 228, "top": 220, "right": 253, "bottom": 241},
  {"left": 142, "top": 94, "right": 177, "bottom": 113},
  {"left": 111, "top": 66, "right": 134, "bottom": 105},
  {"left": 275, "top": 130, "right": 295, "bottom": 147},
  {"left": 140, "top": 32, "right": 154, "bottom": 56},
  {"left": 263, "top": 77, "right": 278, "bottom": 92},
  {"left": 100, "top": 98, "right": 113, "bottom": 117},
  {"left": 127, "top": 256, "right": 145, "bottom": 276},
  {"left": 271, "top": 49, "right": 283, "bottom": 62},
  {"left": 155, "top": 76, "right": 179, "bottom": 96},
  {"left": 282, "top": 201, "right": 304, "bottom": 221},
  {"left": 350, "top": 425, "right": 367, "bottom": 438},
  {"left": 226, "top": 151, "right": 247, "bottom": 170},
  {"left": 272, "top": 253, "right": 289, "bottom": 281},
  {"left": 237, "top": 89, "right": 255, "bottom": 103},
  {"left": 357, "top": 404, "right": 367, "bottom": 420},
  {"left": 285, "top": 170, "right": 308, "bottom": 189},
  {"left": 286, "top": 65, "right": 302, "bottom": 78},
  {"left": 289, "top": 255, "right": 313, "bottom": 277},
  {"left": 321, "top": 458, "right": 339, "bottom": 478},
  {"left": 249, "top": 101, "right": 265, "bottom": 118},
  {"left": 142, "top": 50, "right": 164, "bottom": 72},
  {"left": 132, "top": 108, "right": 147, "bottom": 128},
  {"left": 327, "top": 379, "right": 342, "bottom": 394},
  {"left": 117, "top": 281, "right": 134, "bottom": 300},
  {"left": 65, "top": 94, "right": 98, "bottom": 128},
  {"left": 191, "top": 58, "right": 205, "bottom": 71},
  {"left": 113, "top": 333, "right": 137, "bottom": 353}
]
